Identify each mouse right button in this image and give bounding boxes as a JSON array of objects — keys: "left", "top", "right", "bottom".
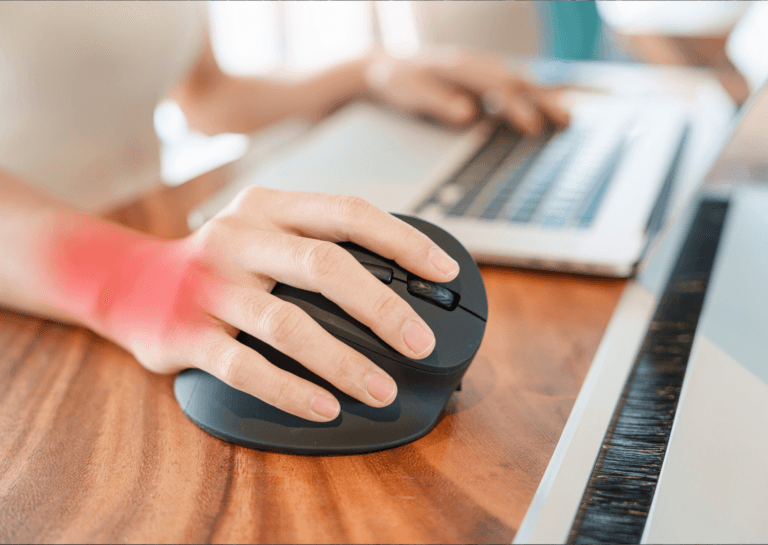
[
  {"left": 389, "top": 279, "right": 485, "bottom": 373},
  {"left": 392, "top": 214, "right": 488, "bottom": 321}
]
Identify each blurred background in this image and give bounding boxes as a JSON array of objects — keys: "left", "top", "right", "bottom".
[{"left": 156, "top": 1, "right": 753, "bottom": 186}]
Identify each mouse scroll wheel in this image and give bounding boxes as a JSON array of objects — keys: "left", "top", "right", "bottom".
[
  {"left": 361, "top": 263, "right": 393, "bottom": 284},
  {"left": 407, "top": 276, "right": 459, "bottom": 311}
]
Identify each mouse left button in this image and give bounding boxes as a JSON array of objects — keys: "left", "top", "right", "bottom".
[{"left": 361, "top": 263, "right": 393, "bottom": 284}]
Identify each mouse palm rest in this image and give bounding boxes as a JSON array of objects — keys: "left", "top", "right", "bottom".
[
  {"left": 174, "top": 215, "right": 487, "bottom": 455},
  {"left": 175, "top": 338, "right": 460, "bottom": 455}
]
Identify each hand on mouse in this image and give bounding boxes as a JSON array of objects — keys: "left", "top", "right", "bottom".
[
  {"left": 46, "top": 187, "right": 459, "bottom": 422},
  {"left": 364, "top": 49, "right": 570, "bottom": 134}
]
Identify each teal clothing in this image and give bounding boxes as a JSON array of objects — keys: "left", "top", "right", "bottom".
[{"left": 540, "top": 1, "right": 604, "bottom": 60}]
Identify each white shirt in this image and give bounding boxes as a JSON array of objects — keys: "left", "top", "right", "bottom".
[
  {"left": 0, "top": 1, "right": 207, "bottom": 210},
  {"left": 596, "top": 1, "right": 749, "bottom": 37}
]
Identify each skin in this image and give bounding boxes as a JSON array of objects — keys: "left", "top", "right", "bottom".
[
  {"left": 0, "top": 37, "right": 568, "bottom": 422},
  {"left": 615, "top": 33, "right": 750, "bottom": 105}
]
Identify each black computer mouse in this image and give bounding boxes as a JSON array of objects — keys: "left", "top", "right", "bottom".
[{"left": 174, "top": 214, "right": 488, "bottom": 455}]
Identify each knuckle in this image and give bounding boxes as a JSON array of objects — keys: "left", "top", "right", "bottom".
[
  {"left": 399, "top": 222, "right": 422, "bottom": 246},
  {"left": 216, "top": 346, "right": 248, "bottom": 390},
  {"left": 196, "top": 218, "right": 227, "bottom": 250},
  {"left": 258, "top": 301, "right": 305, "bottom": 345},
  {"left": 336, "top": 194, "right": 373, "bottom": 225},
  {"left": 240, "top": 291, "right": 266, "bottom": 326},
  {"left": 236, "top": 185, "right": 265, "bottom": 207},
  {"left": 327, "top": 350, "right": 360, "bottom": 382},
  {"left": 194, "top": 216, "right": 239, "bottom": 259},
  {"left": 371, "top": 289, "right": 402, "bottom": 322},
  {"left": 229, "top": 186, "right": 276, "bottom": 216},
  {"left": 267, "top": 375, "right": 293, "bottom": 410},
  {"left": 302, "top": 241, "right": 343, "bottom": 282}
]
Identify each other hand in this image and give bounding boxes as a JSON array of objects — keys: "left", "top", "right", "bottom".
[{"left": 364, "top": 49, "right": 570, "bottom": 134}]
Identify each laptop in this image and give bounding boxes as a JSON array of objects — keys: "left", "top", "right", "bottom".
[
  {"left": 514, "top": 8, "right": 768, "bottom": 542},
  {"left": 189, "top": 63, "right": 716, "bottom": 277}
]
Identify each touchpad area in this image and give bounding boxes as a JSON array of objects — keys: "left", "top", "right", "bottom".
[{"left": 238, "top": 103, "right": 466, "bottom": 211}]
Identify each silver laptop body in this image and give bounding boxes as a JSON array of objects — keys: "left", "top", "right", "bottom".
[
  {"left": 515, "top": 61, "right": 768, "bottom": 545},
  {"left": 190, "top": 63, "right": 717, "bottom": 277}
]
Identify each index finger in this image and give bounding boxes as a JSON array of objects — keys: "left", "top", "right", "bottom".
[
  {"left": 254, "top": 190, "right": 460, "bottom": 283},
  {"left": 526, "top": 85, "right": 571, "bottom": 128},
  {"left": 431, "top": 55, "right": 570, "bottom": 130}
]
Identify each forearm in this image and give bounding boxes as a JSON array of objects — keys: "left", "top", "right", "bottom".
[
  {"left": 174, "top": 55, "right": 371, "bottom": 135},
  {"left": 0, "top": 171, "right": 161, "bottom": 340}
]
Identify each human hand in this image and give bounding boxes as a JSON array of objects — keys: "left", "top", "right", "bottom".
[
  {"left": 75, "top": 188, "right": 459, "bottom": 422},
  {"left": 364, "top": 49, "right": 570, "bottom": 134}
]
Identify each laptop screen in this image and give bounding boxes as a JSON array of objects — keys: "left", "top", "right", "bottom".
[
  {"left": 704, "top": 1, "right": 768, "bottom": 187},
  {"left": 726, "top": 3, "right": 768, "bottom": 92},
  {"left": 703, "top": 78, "right": 768, "bottom": 186}
]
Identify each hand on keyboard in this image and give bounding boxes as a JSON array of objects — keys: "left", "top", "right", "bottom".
[{"left": 364, "top": 49, "right": 570, "bottom": 134}]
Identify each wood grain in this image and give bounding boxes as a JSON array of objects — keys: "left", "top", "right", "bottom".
[{"left": 0, "top": 165, "right": 625, "bottom": 543}]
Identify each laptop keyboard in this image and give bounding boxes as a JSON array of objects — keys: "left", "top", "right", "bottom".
[{"left": 416, "top": 119, "right": 630, "bottom": 228}]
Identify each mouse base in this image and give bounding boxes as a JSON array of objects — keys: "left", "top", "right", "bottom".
[{"left": 174, "top": 368, "right": 457, "bottom": 455}]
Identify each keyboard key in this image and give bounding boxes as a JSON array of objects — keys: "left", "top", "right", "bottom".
[
  {"left": 436, "top": 184, "right": 465, "bottom": 208},
  {"left": 446, "top": 125, "right": 520, "bottom": 216},
  {"left": 532, "top": 127, "right": 626, "bottom": 228},
  {"left": 415, "top": 112, "right": 634, "bottom": 231},
  {"left": 479, "top": 160, "right": 536, "bottom": 220},
  {"left": 576, "top": 139, "right": 626, "bottom": 227},
  {"left": 466, "top": 135, "right": 550, "bottom": 219},
  {"left": 503, "top": 130, "right": 582, "bottom": 223},
  {"left": 413, "top": 124, "right": 518, "bottom": 214},
  {"left": 542, "top": 211, "right": 568, "bottom": 227}
]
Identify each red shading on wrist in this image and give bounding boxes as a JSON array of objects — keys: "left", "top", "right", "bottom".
[{"left": 43, "top": 216, "right": 219, "bottom": 344}]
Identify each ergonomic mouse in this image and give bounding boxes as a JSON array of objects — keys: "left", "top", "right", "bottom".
[{"left": 174, "top": 214, "right": 487, "bottom": 455}]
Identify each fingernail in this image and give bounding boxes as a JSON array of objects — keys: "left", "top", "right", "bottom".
[
  {"left": 367, "top": 372, "right": 396, "bottom": 403},
  {"left": 429, "top": 246, "right": 459, "bottom": 277},
  {"left": 402, "top": 319, "right": 435, "bottom": 357},
  {"left": 311, "top": 394, "right": 340, "bottom": 420}
]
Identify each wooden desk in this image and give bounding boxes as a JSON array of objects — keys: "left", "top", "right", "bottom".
[{"left": 0, "top": 166, "right": 625, "bottom": 543}]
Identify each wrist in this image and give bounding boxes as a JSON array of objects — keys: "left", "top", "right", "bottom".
[
  {"left": 41, "top": 214, "right": 165, "bottom": 342},
  {"left": 352, "top": 48, "right": 381, "bottom": 102},
  {"left": 300, "top": 52, "right": 378, "bottom": 122},
  {"left": 356, "top": 49, "right": 412, "bottom": 108}
]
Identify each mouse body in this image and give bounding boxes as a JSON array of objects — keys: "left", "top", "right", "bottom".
[{"left": 174, "top": 214, "right": 487, "bottom": 455}]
